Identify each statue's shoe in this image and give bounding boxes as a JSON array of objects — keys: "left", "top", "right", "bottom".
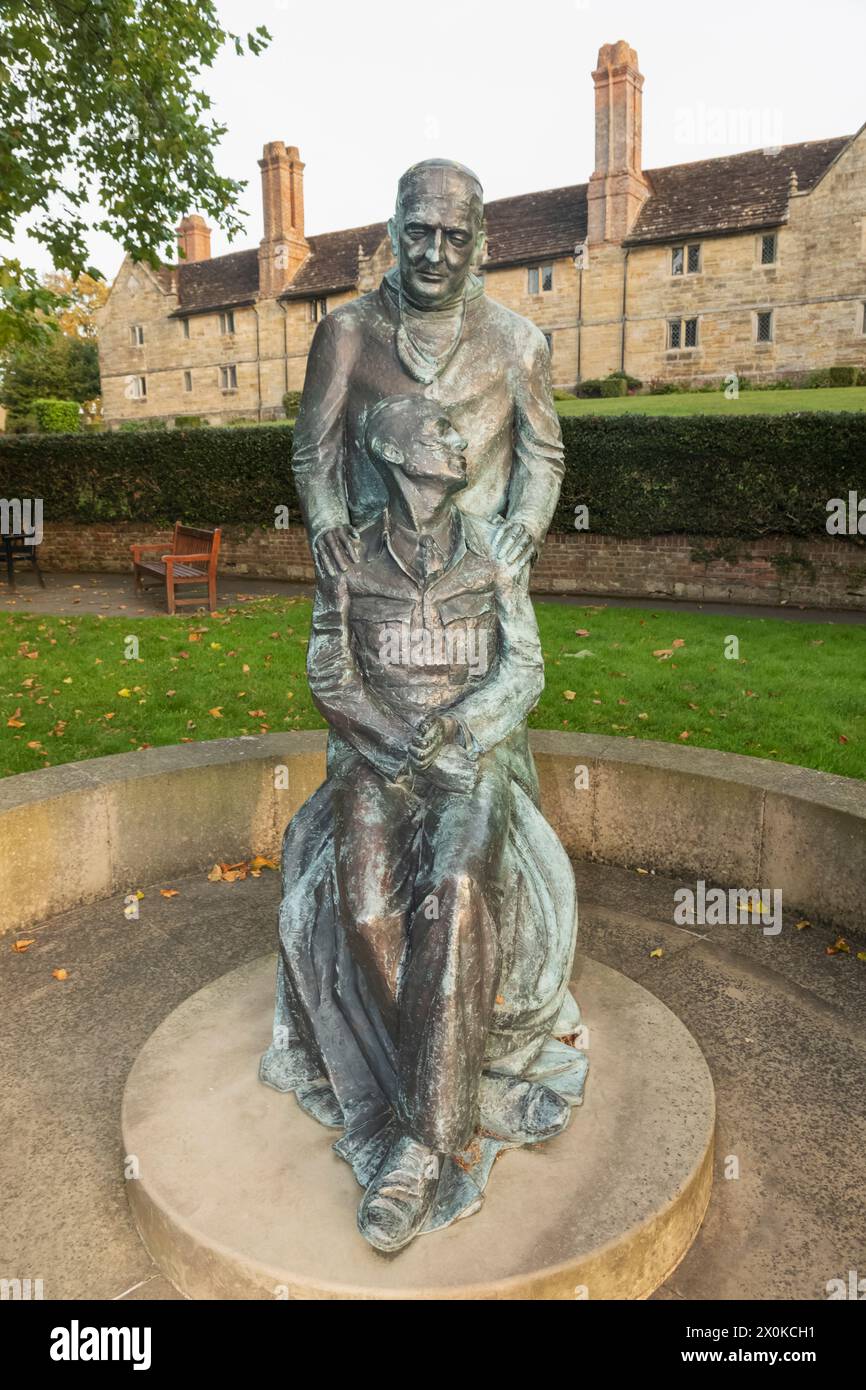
[
  {"left": 478, "top": 1074, "right": 571, "bottom": 1144},
  {"left": 296, "top": 1080, "right": 343, "bottom": 1128},
  {"left": 357, "top": 1135, "right": 442, "bottom": 1253}
]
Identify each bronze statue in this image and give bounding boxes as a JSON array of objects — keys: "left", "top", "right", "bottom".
[{"left": 261, "top": 160, "right": 586, "bottom": 1254}]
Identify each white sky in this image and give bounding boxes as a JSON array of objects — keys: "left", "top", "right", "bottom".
[{"left": 7, "top": 0, "right": 866, "bottom": 279}]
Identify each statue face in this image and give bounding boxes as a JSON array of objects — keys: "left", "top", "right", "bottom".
[
  {"left": 392, "top": 168, "right": 482, "bottom": 307},
  {"left": 371, "top": 401, "right": 468, "bottom": 489}
]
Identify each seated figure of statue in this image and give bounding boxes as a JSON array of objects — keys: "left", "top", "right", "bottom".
[{"left": 260, "top": 394, "right": 587, "bottom": 1254}]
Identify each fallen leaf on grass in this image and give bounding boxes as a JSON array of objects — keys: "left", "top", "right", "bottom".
[
  {"left": 11, "top": 938, "right": 36, "bottom": 953},
  {"left": 653, "top": 649, "right": 674, "bottom": 660},
  {"left": 563, "top": 691, "right": 576, "bottom": 701},
  {"left": 649, "top": 948, "right": 664, "bottom": 959},
  {"left": 52, "top": 968, "right": 69, "bottom": 981},
  {"left": 794, "top": 919, "right": 811, "bottom": 931},
  {"left": 208, "top": 707, "right": 223, "bottom": 718},
  {"left": 575, "top": 628, "right": 590, "bottom": 637},
  {"left": 160, "top": 889, "right": 179, "bottom": 899},
  {"left": 826, "top": 937, "right": 850, "bottom": 956},
  {"left": 6, "top": 708, "right": 25, "bottom": 728}
]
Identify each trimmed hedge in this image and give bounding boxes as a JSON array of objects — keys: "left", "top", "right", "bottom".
[
  {"left": 1, "top": 412, "right": 865, "bottom": 539},
  {"left": 31, "top": 399, "right": 80, "bottom": 433}
]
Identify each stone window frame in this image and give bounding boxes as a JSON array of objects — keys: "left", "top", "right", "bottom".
[
  {"left": 129, "top": 323, "right": 145, "bottom": 348},
  {"left": 542, "top": 331, "right": 554, "bottom": 358},
  {"left": 182, "top": 318, "right": 191, "bottom": 340},
  {"left": 527, "top": 264, "right": 554, "bottom": 294},
  {"left": 218, "top": 310, "right": 236, "bottom": 336},
  {"left": 128, "top": 375, "right": 147, "bottom": 401},
  {"left": 758, "top": 232, "right": 778, "bottom": 267},
  {"left": 219, "top": 364, "right": 238, "bottom": 392},
  {"left": 754, "top": 309, "right": 774, "bottom": 344},
  {"left": 671, "top": 243, "right": 702, "bottom": 277},
  {"left": 183, "top": 370, "right": 193, "bottom": 393},
  {"left": 666, "top": 317, "right": 700, "bottom": 350},
  {"left": 309, "top": 298, "right": 328, "bottom": 323},
  {"left": 859, "top": 301, "right": 866, "bottom": 337}
]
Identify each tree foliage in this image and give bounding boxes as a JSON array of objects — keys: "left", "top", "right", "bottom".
[
  {"left": 0, "top": 335, "right": 100, "bottom": 420},
  {"left": 0, "top": 1, "right": 270, "bottom": 345}
]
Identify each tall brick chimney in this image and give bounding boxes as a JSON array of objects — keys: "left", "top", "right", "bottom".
[
  {"left": 587, "top": 41, "right": 648, "bottom": 244},
  {"left": 258, "top": 141, "right": 309, "bottom": 295},
  {"left": 176, "top": 214, "right": 212, "bottom": 263}
]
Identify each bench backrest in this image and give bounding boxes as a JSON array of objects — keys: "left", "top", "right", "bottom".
[{"left": 171, "top": 522, "right": 221, "bottom": 571}]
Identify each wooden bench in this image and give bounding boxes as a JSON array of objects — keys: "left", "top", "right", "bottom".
[
  {"left": 1, "top": 529, "right": 46, "bottom": 590},
  {"left": 131, "top": 522, "right": 221, "bottom": 614}
]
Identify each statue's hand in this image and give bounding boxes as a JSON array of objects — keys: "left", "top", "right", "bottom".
[
  {"left": 493, "top": 519, "right": 535, "bottom": 570},
  {"left": 409, "top": 717, "right": 478, "bottom": 793},
  {"left": 314, "top": 525, "right": 361, "bottom": 577}
]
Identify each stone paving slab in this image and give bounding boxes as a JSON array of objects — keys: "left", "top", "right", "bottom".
[{"left": 1, "top": 860, "right": 863, "bottom": 1300}]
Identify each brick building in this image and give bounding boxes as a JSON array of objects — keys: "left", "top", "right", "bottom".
[{"left": 98, "top": 40, "right": 866, "bottom": 427}]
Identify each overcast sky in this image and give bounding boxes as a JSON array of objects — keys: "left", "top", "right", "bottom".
[{"left": 8, "top": 0, "right": 866, "bottom": 279}]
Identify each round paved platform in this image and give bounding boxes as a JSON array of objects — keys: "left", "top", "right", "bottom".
[{"left": 121, "top": 953, "right": 715, "bottom": 1300}]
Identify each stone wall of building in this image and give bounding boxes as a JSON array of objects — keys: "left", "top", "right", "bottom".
[{"left": 33, "top": 522, "right": 866, "bottom": 611}]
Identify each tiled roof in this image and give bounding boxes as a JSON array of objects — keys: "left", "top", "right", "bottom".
[
  {"left": 625, "top": 136, "right": 850, "bottom": 244},
  {"left": 161, "top": 134, "right": 852, "bottom": 311},
  {"left": 172, "top": 248, "right": 260, "bottom": 316},
  {"left": 280, "top": 221, "right": 388, "bottom": 298},
  {"left": 483, "top": 183, "right": 588, "bottom": 267}
]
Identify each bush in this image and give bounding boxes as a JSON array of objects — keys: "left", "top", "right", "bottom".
[
  {"left": 1, "top": 414, "right": 864, "bottom": 542},
  {"left": 31, "top": 398, "right": 80, "bottom": 433},
  {"left": 829, "top": 365, "right": 859, "bottom": 388},
  {"left": 648, "top": 380, "right": 685, "bottom": 395},
  {"left": 607, "top": 370, "right": 643, "bottom": 391},
  {"left": 5, "top": 414, "right": 38, "bottom": 435},
  {"left": 576, "top": 378, "right": 604, "bottom": 398},
  {"left": 552, "top": 388, "right": 577, "bottom": 401},
  {"left": 117, "top": 418, "right": 166, "bottom": 433},
  {"left": 174, "top": 415, "right": 204, "bottom": 430},
  {"left": 600, "top": 376, "right": 628, "bottom": 398},
  {"left": 282, "top": 391, "right": 303, "bottom": 417},
  {"left": 806, "top": 369, "right": 833, "bottom": 389}
]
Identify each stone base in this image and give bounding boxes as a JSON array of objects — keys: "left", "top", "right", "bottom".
[{"left": 121, "top": 954, "right": 715, "bottom": 1300}]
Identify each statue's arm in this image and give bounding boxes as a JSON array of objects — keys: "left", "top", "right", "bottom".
[
  {"left": 291, "top": 313, "right": 354, "bottom": 545},
  {"left": 306, "top": 572, "right": 415, "bottom": 782},
  {"left": 445, "top": 560, "right": 544, "bottom": 753},
  {"left": 506, "top": 328, "right": 566, "bottom": 551}
]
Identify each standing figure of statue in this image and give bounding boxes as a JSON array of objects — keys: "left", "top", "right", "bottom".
[{"left": 260, "top": 159, "right": 587, "bottom": 1254}]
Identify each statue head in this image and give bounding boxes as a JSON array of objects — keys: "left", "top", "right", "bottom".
[
  {"left": 389, "top": 159, "right": 485, "bottom": 309},
  {"left": 365, "top": 395, "right": 468, "bottom": 497}
]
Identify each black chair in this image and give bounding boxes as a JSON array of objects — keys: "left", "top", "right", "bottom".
[{"left": 1, "top": 529, "right": 46, "bottom": 589}]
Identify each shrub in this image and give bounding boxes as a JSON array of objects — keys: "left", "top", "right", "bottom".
[
  {"left": 117, "top": 418, "right": 166, "bottom": 433},
  {"left": 31, "top": 398, "right": 80, "bottom": 433},
  {"left": 174, "top": 415, "right": 204, "bottom": 430},
  {"left": 552, "top": 388, "right": 577, "bottom": 401},
  {"left": 600, "top": 376, "right": 628, "bottom": 398},
  {"left": 607, "top": 370, "right": 643, "bottom": 391},
  {"left": 282, "top": 390, "right": 303, "bottom": 417},
  {"left": 648, "top": 380, "right": 684, "bottom": 395},
  {"left": 5, "top": 414, "right": 37, "bottom": 435},
  {"left": 829, "top": 365, "right": 859, "bottom": 388},
  {"left": 226, "top": 417, "right": 257, "bottom": 427},
  {"left": 576, "top": 378, "right": 604, "bottom": 398},
  {"left": 1, "top": 414, "right": 863, "bottom": 542},
  {"left": 806, "top": 369, "right": 833, "bottom": 389}
]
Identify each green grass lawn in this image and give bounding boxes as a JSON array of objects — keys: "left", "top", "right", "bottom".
[
  {"left": 1, "top": 598, "right": 863, "bottom": 780},
  {"left": 556, "top": 386, "right": 866, "bottom": 416}
]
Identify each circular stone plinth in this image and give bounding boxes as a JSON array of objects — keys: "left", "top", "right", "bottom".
[{"left": 121, "top": 955, "right": 715, "bottom": 1300}]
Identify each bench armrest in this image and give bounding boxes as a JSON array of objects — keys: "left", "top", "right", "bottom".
[
  {"left": 131, "top": 542, "right": 170, "bottom": 557},
  {"left": 163, "top": 552, "right": 212, "bottom": 564}
]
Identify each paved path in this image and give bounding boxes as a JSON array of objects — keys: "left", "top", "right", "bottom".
[
  {"left": 2, "top": 859, "right": 863, "bottom": 1300},
  {"left": 2, "top": 569, "right": 864, "bottom": 623}
]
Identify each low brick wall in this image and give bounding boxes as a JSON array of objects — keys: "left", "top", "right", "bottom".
[{"left": 34, "top": 521, "right": 866, "bottom": 609}]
